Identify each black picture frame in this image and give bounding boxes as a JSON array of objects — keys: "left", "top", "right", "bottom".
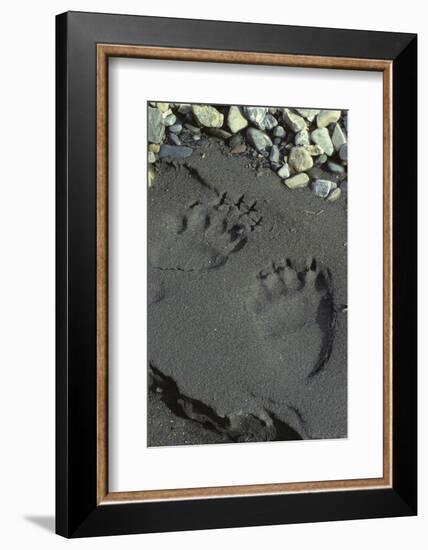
[{"left": 56, "top": 10, "right": 417, "bottom": 538}]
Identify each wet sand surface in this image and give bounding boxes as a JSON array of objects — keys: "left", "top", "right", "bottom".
[{"left": 148, "top": 139, "right": 347, "bottom": 445}]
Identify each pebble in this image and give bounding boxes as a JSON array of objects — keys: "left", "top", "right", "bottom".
[
  {"left": 259, "top": 113, "right": 278, "bottom": 131},
  {"left": 168, "top": 123, "right": 182, "bottom": 134},
  {"left": 295, "top": 108, "right": 320, "bottom": 122},
  {"left": 295, "top": 130, "right": 309, "bottom": 146},
  {"left": 327, "top": 161, "right": 345, "bottom": 174},
  {"left": 288, "top": 146, "right": 313, "bottom": 173},
  {"left": 229, "top": 133, "right": 243, "bottom": 148},
  {"left": 311, "top": 178, "right": 337, "bottom": 198},
  {"left": 159, "top": 144, "right": 193, "bottom": 159},
  {"left": 184, "top": 123, "right": 201, "bottom": 135},
  {"left": 269, "top": 145, "right": 280, "bottom": 164},
  {"left": 206, "top": 128, "right": 232, "bottom": 140},
  {"left": 147, "top": 151, "right": 156, "bottom": 163},
  {"left": 246, "top": 127, "right": 272, "bottom": 152},
  {"left": 169, "top": 133, "right": 181, "bottom": 146},
  {"left": 156, "top": 102, "right": 169, "bottom": 113},
  {"left": 315, "top": 154, "right": 328, "bottom": 165},
  {"left": 304, "top": 144, "right": 324, "bottom": 156},
  {"left": 177, "top": 104, "right": 191, "bottom": 114},
  {"left": 192, "top": 104, "right": 224, "bottom": 128},
  {"left": 272, "top": 126, "right": 286, "bottom": 138},
  {"left": 311, "top": 128, "right": 334, "bottom": 156},
  {"left": 327, "top": 188, "right": 342, "bottom": 202},
  {"left": 148, "top": 107, "right": 165, "bottom": 144},
  {"left": 277, "top": 163, "right": 290, "bottom": 179},
  {"left": 243, "top": 106, "right": 268, "bottom": 128},
  {"left": 164, "top": 113, "right": 177, "bottom": 127},
  {"left": 339, "top": 143, "right": 348, "bottom": 161},
  {"left": 284, "top": 173, "right": 310, "bottom": 189},
  {"left": 283, "top": 108, "right": 307, "bottom": 132},
  {"left": 148, "top": 165, "right": 155, "bottom": 187},
  {"left": 316, "top": 110, "right": 341, "bottom": 128},
  {"left": 148, "top": 143, "right": 160, "bottom": 153},
  {"left": 273, "top": 137, "right": 282, "bottom": 145},
  {"left": 231, "top": 143, "right": 247, "bottom": 154},
  {"left": 331, "top": 123, "right": 347, "bottom": 151},
  {"left": 227, "top": 106, "right": 248, "bottom": 133}
]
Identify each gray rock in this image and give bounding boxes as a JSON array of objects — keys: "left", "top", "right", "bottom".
[
  {"left": 288, "top": 146, "right": 313, "bottom": 173},
  {"left": 307, "top": 166, "right": 324, "bottom": 180},
  {"left": 269, "top": 145, "right": 280, "bottom": 164},
  {"left": 227, "top": 106, "right": 248, "bottom": 133},
  {"left": 311, "top": 178, "right": 337, "bottom": 198},
  {"left": 168, "top": 124, "right": 183, "bottom": 134},
  {"left": 177, "top": 103, "right": 192, "bottom": 114},
  {"left": 147, "top": 151, "right": 156, "bottom": 164},
  {"left": 164, "top": 113, "right": 177, "bottom": 127},
  {"left": 169, "top": 133, "right": 181, "bottom": 146},
  {"left": 295, "top": 108, "right": 320, "bottom": 122},
  {"left": 327, "top": 161, "right": 345, "bottom": 174},
  {"left": 284, "top": 173, "right": 310, "bottom": 189},
  {"left": 206, "top": 128, "right": 232, "bottom": 140},
  {"left": 315, "top": 154, "right": 328, "bottom": 165},
  {"left": 327, "top": 188, "right": 342, "bottom": 202},
  {"left": 295, "top": 130, "right": 310, "bottom": 146},
  {"left": 231, "top": 143, "right": 246, "bottom": 155},
  {"left": 316, "top": 110, "right": 341, "bottom": 128},
  {"left": 259, "top": 113, "right": 278, "bottom": 131},
  {"left": 277, "top": 163, "right": 290, "bottom": 179},
  {"left": 148, "top": 107, "right": 165, "bottom": 144},
  {"left": 272, "top": 126, "right": 286, "bottom": 138},
  {"left": 159, "top": 144, "right": 193, "bottom": 159},
  {"left": 283, "top": 108, "right": 307, "bottom": 132},
  {"left": 184, "top": 123, "right": 201, "bottom": 135},
  {"left": 331, "top": 123, "right": 347, "bottom": 151},
  {"left": 243, "top": 106, "right": 268, "bottom": 128},
  {"left": 246, "top": 128, "right": 272, "bottom": 152},
  {"left": 229, "top": 133, "right": 243, "bottom": 148},
  {"left": 311, "top": 128, "right": 334, "bottom": 156},
  {"left": 273, "top": 137, "right": 282, "bottom": 145},
  {"left": 339, "top": 143, "right": 348, "bottom": 161},
  {"left": 192, "top": 104, "right": 224, "bottom": 128}
]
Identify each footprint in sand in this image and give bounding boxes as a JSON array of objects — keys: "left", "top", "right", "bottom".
[
  {"left": 151, "top": 195, "right": 261, "bottom": 272},
  {"left": 248, "top": 258, "right": 336, "bottom": 381}
]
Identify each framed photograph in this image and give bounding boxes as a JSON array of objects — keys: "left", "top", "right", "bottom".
[{"left": 56, "top": 11, "right": 417, "bottom": 538}]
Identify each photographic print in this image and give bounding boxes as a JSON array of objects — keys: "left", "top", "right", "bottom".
[{"left": 147, "top": 102, "right": 348, "bottom": 446}]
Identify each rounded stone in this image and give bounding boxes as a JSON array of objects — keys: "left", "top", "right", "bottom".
[
  {"left": 246, "top": 128, "right": 272, "bottom": 152},
  {"left": 311, "top": 178, "right": 337, "bottom": 198},
  {"left": 316, "top": 110, "right": 341, "bottom": 128},
  {"left": 284, "top": 173, "right": 310, "bottom": 189},
  {"left": 227, "top": 106, "right": 248, "bottom": 133},
  {"left": 327, "top": 188, "right": 342, "bottom": 202},
  {"left": 311, "top": 128, "right": 334, "bottom": 156},
  {"left": 288, "top": 146, "right": 314, "bottom": 173},
  {"left": 339, "top": 143, "right": 348, "bottom": 161},
  {"left": 192, "top": 104, "right": 224, "bottom": 128}
]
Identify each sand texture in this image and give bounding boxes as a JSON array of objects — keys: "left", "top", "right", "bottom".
[{"left": 148, "top": 140, "right": 347, "bottom": 445}]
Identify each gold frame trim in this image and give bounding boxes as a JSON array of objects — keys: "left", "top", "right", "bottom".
[{"left": 96, "top": 44, "right": 393, "bottom": 504}]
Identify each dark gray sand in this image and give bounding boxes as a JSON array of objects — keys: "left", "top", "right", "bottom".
[{"left": 148, "top": 140, "right": 347, "bottom": 445}]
